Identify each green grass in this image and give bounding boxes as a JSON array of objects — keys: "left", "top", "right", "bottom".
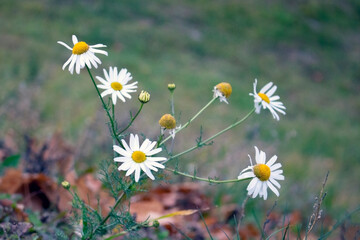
[{"left": 1, "top": 0, "right": 359, "bottom": 228}]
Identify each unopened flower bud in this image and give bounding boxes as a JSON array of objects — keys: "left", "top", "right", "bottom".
[
  {"left": 152, "top": 220, "right": 160, "bottom": 228},
  {"left": 138, "top": 90, "right": 150, "bottom": 103},
  {"left": 168, "top": 83, "right": 176, "bottom": 91},
  {"left": 159, "top": 114, "right": 176, "bottom": 129},
  {"left": 61, "top": 181, "right": 70, "bottom": 190}
]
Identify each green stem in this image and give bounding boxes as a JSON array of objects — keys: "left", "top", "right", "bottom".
[
  {"left": 165, "top": 168, "right": 251, "bottom": 184},
  {"left": 86, "top": 66, "right": 120, "bottom": 144},
  {"left": 118, "top": 103, "right": 144, "bottom": 134},
  {"left": 160, "top": 97, "right": 217, "bottom": 146},
  {"left": 170, "top": 92, "right": 175, "bottom": 116},
  {"left": 164, "top": 108, "right": 255, "bottom": 164}
]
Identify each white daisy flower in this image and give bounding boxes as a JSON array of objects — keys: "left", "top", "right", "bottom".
[
  {"left": 213, "top": 82, "right": 232, "bottom": 104},
  {"left": 238, "top": 146, "right": 284, "bottom": 200},
  {"left": 96, "top": 67, "right": 138, "bottom": 105},
  {"left": 249, "top": 79, "right": 286, "bottom": 121},
  {"left": 113, "top": 134, "right": 166, "bottom": 182},
  {"left": 57, "top": 35, "right": 108, "bottom": 74}
]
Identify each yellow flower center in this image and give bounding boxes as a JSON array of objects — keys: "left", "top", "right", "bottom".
[
  {"left": 159, "top": 114, "right": 176, "bottom": 129},
  {"left": 111, "top": 82, "right": 123, "bottom": 91},
  {"left": 72, "top": 41, "right": 89, "bottom": 55},
  {"left": 215, "top": 82, "right": 232, "bottom": 98},
  {"left": 131, "top": 151, "right": 146, "bottom": 163},
  {"left": 258, "top": 93, "right": 270, "bottom": 104},
  {"left": 253, "top": 164, "right": 270, "bottom": 181}
]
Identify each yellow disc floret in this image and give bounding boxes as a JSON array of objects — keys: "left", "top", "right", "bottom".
[
  {"left": 159, "top": 114, "right": 176, "bottom": 129},
  {"left": 258, "top": 93, "right": 270, "bottom": 104},
  {"left": 253, "top": 164, "right": 271, "bottom": 181},
  {"left": 131, "top": 151, "right": 146, "bottom": 163},
  {"left": 72, "top": 41, "right": 89, "bottom": 55},
  {"left": 111, "top": 82, "right": 123, "bottom": 91},
  {"left": 215, "top": 82, "right": 232, "bottom": 98}
]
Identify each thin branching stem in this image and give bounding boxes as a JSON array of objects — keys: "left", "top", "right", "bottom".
[
  {"left": 117, "top": 103, "right": 144, "bottom": 134},
  {"left": 165, "top": 168, "right": 251, "bottom": 184},
  {"left": 160, "top": 97, "right": 218, "bottom": 146},
  {"left": 164, "top": 108, "right": 255, "bottom": 165},
  {"left": 86, "top": 66, "right": 121, "bottom": 145}
]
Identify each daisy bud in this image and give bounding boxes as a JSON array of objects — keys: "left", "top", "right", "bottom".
[
  {"left": 159, "top": 114, "right": 176, "bottom": 129},
  {"left": 168, "top": 83, "right": 176, "bottom": 91},
  {"left": 61, "top": 181, "right": 70, "bottom": 190},
  {"left": 138, "top": 90, "right": 150, "bottom": 103},
  {"left": 152, "top": 220, "right": 160, "bottom": 228}
]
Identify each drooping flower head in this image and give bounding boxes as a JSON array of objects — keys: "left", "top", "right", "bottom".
[
  {"left": 57, "top": 35, "right": 108, "bottom": 74},
  {"left": 213, "top": 82, "right": 232, "bottom": 104},
  {"left": 96, "top": 67, "right": 138, "bottom": 105},
  {"left": 238, "top": 146, "right": 284, "bottom": 200},
  {"left": 249, "top": 79, "right": 286, "bottom": 121},
  {"left": 113, "top": 134, "right": 166, "bottom": 182},
  {"left": 159, "top": 114, "right": 178, "bottom": 138}
]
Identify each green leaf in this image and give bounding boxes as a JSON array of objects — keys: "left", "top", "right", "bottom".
[{"left": 2, "top": 154, "right": 20, "bottom": 168}]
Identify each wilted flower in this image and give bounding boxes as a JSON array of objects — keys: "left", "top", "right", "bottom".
[
  {"left": 159, "top": 114, "right": 178, "bottom": 138},
  {"left": 213, "top": 82, "right": 232, "bottom": 104},
  {"left": 57, "top": 35, "right": 107, "bottom": 74}
]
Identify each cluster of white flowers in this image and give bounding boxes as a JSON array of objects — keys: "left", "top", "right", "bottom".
[{"left": 58, "top": 35, "right": 286, "bottom": 199}]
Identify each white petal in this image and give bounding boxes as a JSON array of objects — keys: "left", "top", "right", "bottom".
[
  {"left": 266, "top": 85, "right": 277, "bottom": 97},
  {"left": 262, "top": 182, "right": 268, "bottom": 200},
  {"left": 259, "top": 150, "right": 266, "bottom": 164},
  {"left": 260, "top": 82, "right": 273, "bottom": 93},
  {"left": 135, "top": 165, "right": 141, "bottom": 182},
  {"left": 247, "top": 177, "right": 258, "bottom": 191},
  {"left": 112, "top": 93, "right": 117, "bottom": 105},
  {"left": 238, "top": 171, "right": 255, "bottom": 180},
  {"left": 114, "top": 157, "right": 129, "bottom": 162},
  {"left": 140, "top": 164, "right": 154, "bottom": 180},
  {"left": 121, "top": 139, "right": 132, "bottom": 153},
  {"left": 133, "top": 134, "right": 140, "bottom": 150},
  {"left": 146, "top": 148, "right": 162, "bottom": 156},
  {"left": 144, "top": 141, "right": 157, "bottom": 153},
  {"left": 269, "top": 178, "right": 281, "bottom": 189},
  {"left": 270, "top": 163, "right": 282, "bottom": 171},
  {"left": 57, "top": 41, "right": 73, "bottom": 51},
  {"left": 147, "top": 157, "right": 166, "bottom": 162},
  {"left": 113, "top": 145, "right": 131, "bottom": 157},
  {"left": 101, "top": 89, "right": 113, "bottom": 97},
  {"left": 267, "top": 181, "right": 279, "bottom": 196},
  {"left": 148, "top": 161, "right": 165, "bottom": 169},
  {"left": 72, "top": 35, "right": 78, "bottom": 44},
  {"left": 140, "top": 139, "right": 151, "bottom": 151},
  {"left": 116, "top": 91, "right": 126, "bottom": 102},
  {"left": 255, "top": 146, "right": 260, "bottom": 163},
  {"left": 62, "top": 56, "right": 73, "bottom": 70},
  {"left": 118, "top": 161, "right": 132, "bottom": 171},
  {"left": 266, "top": 155, "right": 278, "bottom": 168},
  {"left": 125, "top": 165, "right": 136, "bottom": 176}
]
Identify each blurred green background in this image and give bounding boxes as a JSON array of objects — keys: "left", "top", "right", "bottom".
[{"left": 1, "top": 0, "right": 359, "bottom": 222}]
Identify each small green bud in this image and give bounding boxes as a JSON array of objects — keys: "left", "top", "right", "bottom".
[
  {"left": 61, "top": 181, "right": 70, "bottom": 190},
  {"left": 152, "top": 220, "right": 160, "bottom": 228},
  {"left": 168, "top": 83, "right": 176, "bottom": 91},
  {"left": 138, "top": 90, "right": 150, "bottom": 103}
]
